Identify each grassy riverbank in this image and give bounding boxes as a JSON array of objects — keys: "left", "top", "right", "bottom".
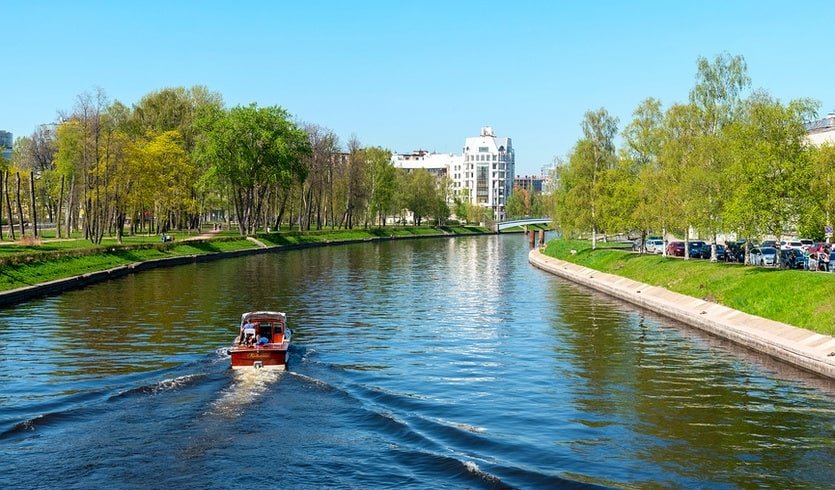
[
  {"left": 543, "top": 239, "right": 835, "bottom": 335},
  {"left": 0, "top": 226, "right": 491, "bottom": 293}
]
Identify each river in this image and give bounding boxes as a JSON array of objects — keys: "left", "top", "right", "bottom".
[{"left": 0, "top": 234, "right": 833, "bottom": 488}]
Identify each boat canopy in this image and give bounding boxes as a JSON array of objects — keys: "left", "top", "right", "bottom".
[{"left": 240, "top": 311, "right": 286, "bottom": 326}]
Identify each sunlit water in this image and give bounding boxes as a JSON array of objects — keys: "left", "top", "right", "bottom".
[{"left": 0, "top": 234, "right": 833, "bottom": 488}]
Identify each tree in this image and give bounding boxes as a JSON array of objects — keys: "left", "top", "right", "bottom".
[
  {"left": 657, "top": 103, "right": 700, "bottom": 256},
  {"left": 194, "top": 103, "right": 310, "bottom": 235},
  {"left": 723, "top": 94, "right": 816, "bottom": 255},
  {"left": 505, "top": 185, "right": 531, "bottom": 219},
  {"left": 804, "top": 143, "right": 835, "bottom": 241},
  {"left": 555, "top": 108, "right": 618, "bottom": 247},
  {"left": 402, "top": 168, "right": 437, "bottom": 226},
  {"left": 365, "top": 146, "right": 396, "bottom": 226},
  {"left": 298, "top": 124, "right": 340, "bottom": 230},
  {"left": 620, "top": 98, "right": 664, "bottom": 251},
  {"left": 687, "top": 52, "right": 751, "bottom": 259}
]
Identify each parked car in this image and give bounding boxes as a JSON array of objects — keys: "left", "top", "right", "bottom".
[
  {"left": 666, "top": 241, "right": 685, "bottom": 257},
  {"left": 780, "top": 248, "right": 805, "bottom": 269},
  {"left": 808, "top": 242, "right": 830, "bottom": 254},
  {"left": 750, "top": 246, "right": 778, "bottom": 266},
  {"left": 780, "top": 240, "right": 803, "bottom": 251},
  {"left": 645, "top": 238, "right": 664, "bottom": 254},
  {"left": 687, "top": 241, "right": 707, "bottom": 259},
  {"left": 761, "top": 240, "right": 777, "bottom": 248},
  {"left": 800, "top": 239, "right": 814, "bottom": 250},
  {"left": 830, "top": 251, "right": 835, "bottom": 272},
  {"left": 725, "top": 243, "right": 746, "bottom": 263},
  {"left": 713, "top": 243, "right": 726, "bottom": 261}
]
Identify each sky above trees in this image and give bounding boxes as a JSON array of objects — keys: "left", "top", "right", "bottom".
[{"left": 3, "top": 1, "right": 835, "bottom": 175}]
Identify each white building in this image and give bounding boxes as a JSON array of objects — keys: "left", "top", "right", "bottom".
[
  {"left": 392, "top": 127, "right": 515, "bottom": 221},
  {"left": 392, "top": 149, "right": 461, "bottom": 179},
  {"left": 806, "top": 112, "right": 835, "bottom": 146},
  {"left": 458, "top": 127, "right": 515, "bottom": 220}
]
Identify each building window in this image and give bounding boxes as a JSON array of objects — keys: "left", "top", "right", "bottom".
[{"left": 479, "top": 146, "right": 489, "bottom": 153}]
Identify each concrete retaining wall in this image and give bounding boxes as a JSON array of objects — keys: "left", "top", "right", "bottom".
[{"left": 529, "top": 249, "right": 835, "bottom": 379}]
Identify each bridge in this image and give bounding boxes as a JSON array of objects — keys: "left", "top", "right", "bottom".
[{"left": 495, "top": 217, "right": 552, "bottom": 232}]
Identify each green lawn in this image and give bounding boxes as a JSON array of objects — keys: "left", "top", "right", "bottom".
[
  {"left": 0, "top": 238, "right": 257, "bottom": 291},
  {"left": 543, "top": 239, "right": 835, "bottom": 335}
]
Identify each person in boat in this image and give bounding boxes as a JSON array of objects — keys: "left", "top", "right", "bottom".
[
  {"left": 257, "top": 335, "right": 269, "bottom": 346},
  {"left": 241, "top": 320, "right": 257, "bottom": 346}
]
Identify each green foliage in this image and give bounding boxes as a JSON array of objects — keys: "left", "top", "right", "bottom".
[
  {"left": 554, "top": 109, "right": 618, "bottom": 246},
  {"left": 556, "top": 52, "right": 830, "bottom": 254},
  {"left": 365, "top": 146, "right": 397, "bottom": 225},
  {"left": 401, "top": 168, "right": 439, "bottom": 226},
  {"left": 194, "top": 103, "right": 310, "bottom": 235},
  {"left": 505, "top": 185, "right": 530, "bottom": 219},
  {"left": 544, "top": 239, "right": 835, "bottom": 335}
]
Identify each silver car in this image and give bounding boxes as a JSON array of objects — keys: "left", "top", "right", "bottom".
[
  {"left": 749, "top": 246, "right": 778, "bottom": 266},
  {"left": 645, "top": 239, "right": 664, "bottom": 254}
]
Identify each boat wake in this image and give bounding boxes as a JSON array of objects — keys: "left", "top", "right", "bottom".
[
  {"left": 206, "top": 369, "right": 283, "bottom": 418},
  {"left": 110, "top": 373, "right": 206, "bottom": 399}
]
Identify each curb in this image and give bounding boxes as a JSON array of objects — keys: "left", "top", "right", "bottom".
[{"left": 529, "top": 248, "right": 835, "bottom": 379}]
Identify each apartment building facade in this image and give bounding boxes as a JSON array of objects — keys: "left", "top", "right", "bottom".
[{"left": 393, "top": 127, "right": 515, "bottom": 221}]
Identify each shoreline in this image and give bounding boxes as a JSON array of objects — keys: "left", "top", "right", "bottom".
[
  {"left": 529, "top": 248, "right": 835, "bottom": 380},
  {"left": 0, "top": 232, "right": 495, "bottom": 308}
]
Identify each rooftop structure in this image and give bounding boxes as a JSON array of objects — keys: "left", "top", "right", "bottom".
[{"left": 805, "top": 112, "right": 835, "bottom": 146}]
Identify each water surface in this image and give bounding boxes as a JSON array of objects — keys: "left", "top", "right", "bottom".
[{"left": 1, "top": 235, "right": 833, "bottom": 488}]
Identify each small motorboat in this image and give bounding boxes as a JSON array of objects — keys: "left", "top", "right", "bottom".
[{"left": 229, "top": 311, "right": 292, "bottom": 370}]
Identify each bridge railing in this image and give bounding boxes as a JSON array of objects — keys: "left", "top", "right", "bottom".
[{"left": 496, "top": 218, "right": 552, "bottom": 231}]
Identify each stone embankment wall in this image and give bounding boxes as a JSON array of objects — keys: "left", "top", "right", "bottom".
[{"left": 529, "top": 249, "right": 835, "bottom": 379}]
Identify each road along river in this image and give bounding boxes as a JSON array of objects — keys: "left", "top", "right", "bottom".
[{"left": 0, "top": 234, "right": 832, "bottom": 488}]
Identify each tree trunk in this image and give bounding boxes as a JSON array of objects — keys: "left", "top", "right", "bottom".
[
  {"left": 16, "top": 173, "right": 25, "bottom": 237},
  {"left": 0, "top": 172, "right": 4, "bottom": 241},
  {"left": 65, "top": 175, "right": 75, "bottom": 237},
  {"left": 684, "top": 227, "right": 690, "bottom": 260},
  {"left": 29, "top": 172, "right": 38, "bottom": 238},
  {"left": 57, "top": 175, "right": 64, "bottom": 239},
  {"left": 4, "top": 172, "right": 14, "bottom": 241}
]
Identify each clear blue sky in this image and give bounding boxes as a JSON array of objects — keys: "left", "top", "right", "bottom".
[{"left": 4, "top": 1, "right": 834, "bottom": 175}]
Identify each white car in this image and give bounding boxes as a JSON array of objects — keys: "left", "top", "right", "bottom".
[
  {"left": 750, "top": 247, "right": 778, "bottom": 266},
  {"left": 645, "top": 239, "right": 664, "bottom": 254},
  {"left": 780, "top": 240, "right": 803, "bottom": 251}
]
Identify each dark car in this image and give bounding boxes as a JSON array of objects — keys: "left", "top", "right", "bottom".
[
  {"left": 780, "top": 248, "right": 805, "bottom": 269},
  {"left": 713, "top": 243, "right": 726, "bottom": 261},
  {"left": 725, "top": 243, "right": 745, "bottom": 263},
  {"left": 687, "top": 241, "right": 707, "bottom": 259},
  {"left": 666, "top": 241, "right": 685, "bottom": 257},
  {"left": 830, "top": 251, "right": 835, "bottom": 272},
  {"left": 761, "top": 240, "right": 777, "bottom": 249}
]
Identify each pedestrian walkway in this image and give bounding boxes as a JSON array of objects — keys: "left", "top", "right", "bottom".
[
  {"left": 529, "top": 248, "right": 835, "bottom": 379},
  {"left": 182, "top": 228, "right": 222, "bottom": 241}
]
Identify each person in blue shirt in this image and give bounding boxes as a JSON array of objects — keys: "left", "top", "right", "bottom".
[{"left": 241, "top": 320, "right": 257, "bottom": 346}]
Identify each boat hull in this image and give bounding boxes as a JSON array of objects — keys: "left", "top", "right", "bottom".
[{"left": 229, "top": 344, "right": 289, "bottom": 370}]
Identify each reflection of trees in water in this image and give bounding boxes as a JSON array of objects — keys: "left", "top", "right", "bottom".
[{"left": 547, "top": 280, "right": 832, "bottom": 486}]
